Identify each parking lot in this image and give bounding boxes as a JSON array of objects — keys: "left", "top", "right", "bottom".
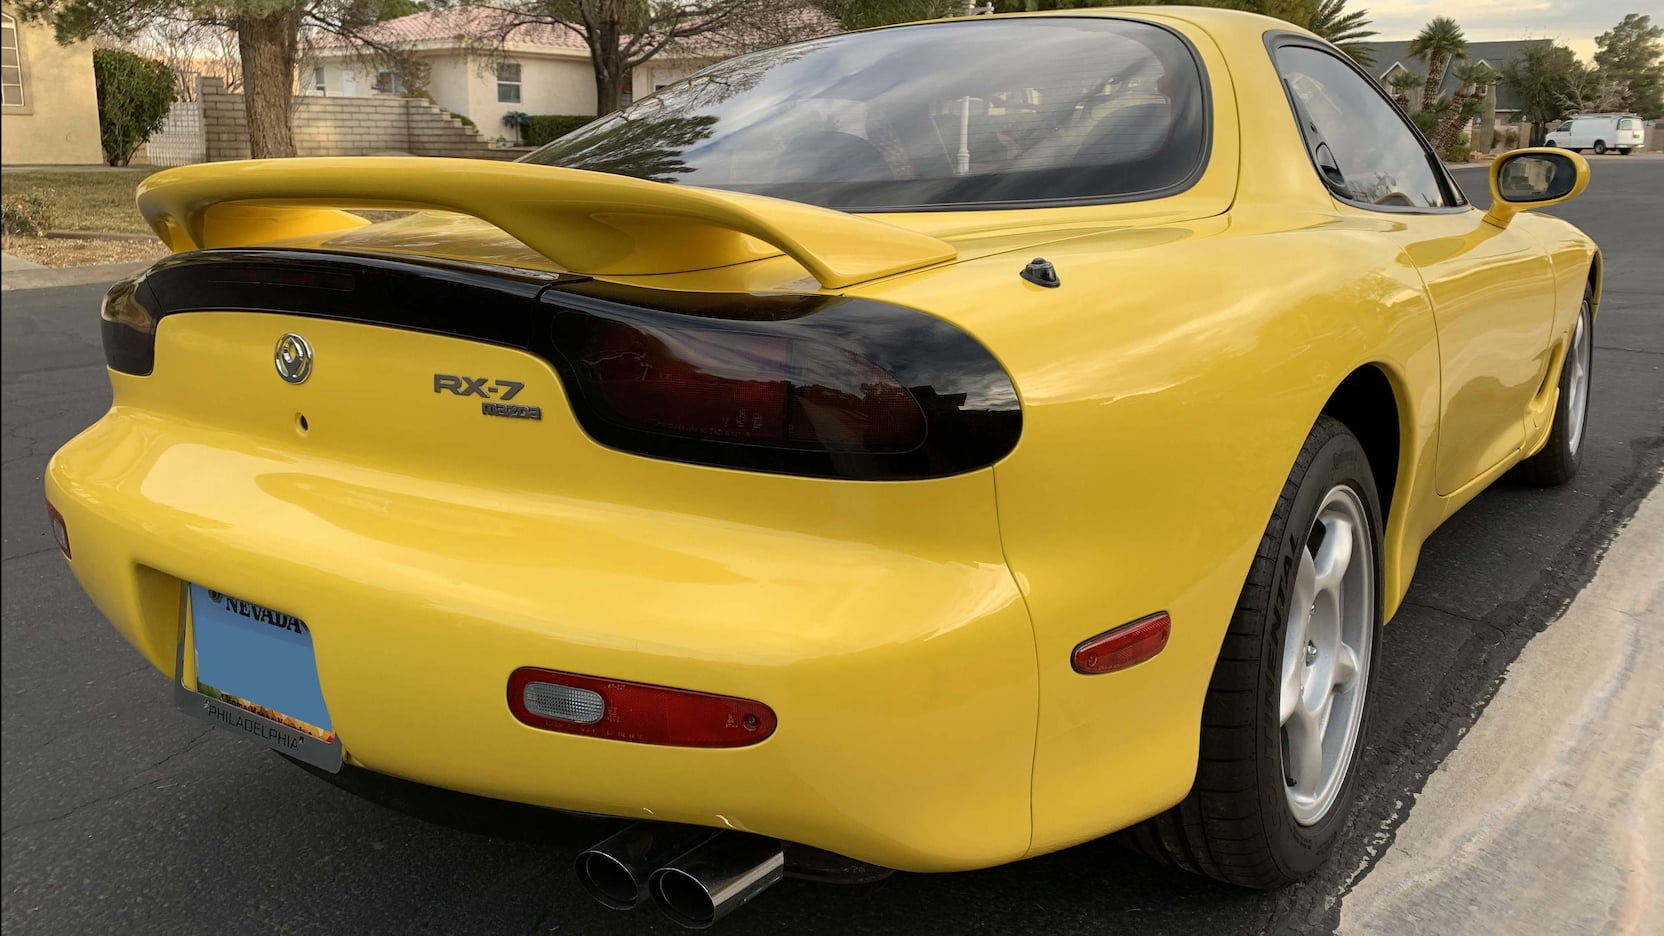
[{"left": 3, "top": 157, "right": 1661, "bottom": 936}]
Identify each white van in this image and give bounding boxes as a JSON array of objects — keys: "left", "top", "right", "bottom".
[{"left": 1545, "top": 114, "right": 1646, "bottom": 155}]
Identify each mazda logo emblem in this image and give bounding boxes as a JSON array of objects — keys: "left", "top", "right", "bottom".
[{"left": 274, "top": 333, "right": 313, "bottom": 384}]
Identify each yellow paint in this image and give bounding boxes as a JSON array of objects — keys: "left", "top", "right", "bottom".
[
  {"left": 136, "top": 157, "right": 957, "bottom": 289},
  {"left": 47, "top": 7, "right": 1597, "bottom": 870}
]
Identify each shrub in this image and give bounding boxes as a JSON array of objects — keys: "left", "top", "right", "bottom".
[
  {"left": 524, "top": 114, "right": 595, "bottom": 147},
  {"left": 1437, "top": 132, "right": 1471, "bottom": 163},
  {"left": 448, "top": 111, "right": 476, "bottom": 129},
  {"left": 93, "top": 49, "right": 177, "bottom": 167},
  {"left": 1, "top": 191, "right": 55, "bottom": 236},
  {"left": 1501, "top": 126, "right": 1520, "bottom": 149}
]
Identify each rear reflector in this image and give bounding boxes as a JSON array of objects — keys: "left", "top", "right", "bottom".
[
  {"left": 507, "top": 667, "right": 776, "bottom": 748},
  {"left": 46, "top": 502, "right": 70, "bottom": 559},
  {"left": 1071, "top": 612, "right": 1171, "bottom": 675}
]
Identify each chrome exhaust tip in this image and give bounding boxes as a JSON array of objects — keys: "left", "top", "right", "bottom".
[
  {"left": 574, "top": 823, "right": 717, "bottom": 911},
  {"left": 648, "top": 833, "right": 784, "bottom": 929}
]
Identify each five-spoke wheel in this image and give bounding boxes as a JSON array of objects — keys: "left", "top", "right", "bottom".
[{"left": 1279, "top": 486, "right": 1373, "bottom": 825}]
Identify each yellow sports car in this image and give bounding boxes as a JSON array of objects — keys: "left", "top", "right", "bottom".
[{"left": 46, "top": 6, "right": 1598, "bottom": 927}]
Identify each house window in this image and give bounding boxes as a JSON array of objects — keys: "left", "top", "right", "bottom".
[
  {"left": 313, "top": 66, "right": 326, "bottom": 93},
  {"left": 2, "top": 14, "right": 25, "bottom": 108},
  {"left": 496, "top": 62, "right": 521, "bottom": 103},
  {"left": 373, "top": 70, "right": 403, "bottom": 94}
]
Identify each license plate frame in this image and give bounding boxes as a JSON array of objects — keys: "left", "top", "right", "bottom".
[{"left": 173, "top": 584, "right": 343, "bottom": 772}]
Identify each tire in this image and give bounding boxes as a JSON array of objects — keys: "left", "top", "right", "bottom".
[
  {"left": 1618, "top": 148, "right": 1631, "bottom": 156},
  {"left": 1593, "top": 140, "right": 1607, "bottom": 155},
  {"left": 1119, "top": 416, "right": 1382, "bottom": 888},
  {"left": 1545, "top": 139, "right": 1557, "bottom": 148},
  {"left": 1523, "top": 287, "right": 1593, "bottom": 484}
]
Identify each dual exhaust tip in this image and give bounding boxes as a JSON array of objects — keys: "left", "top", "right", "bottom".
[{"left": 576, "top": 823, "right": 785, "bottom": 929}]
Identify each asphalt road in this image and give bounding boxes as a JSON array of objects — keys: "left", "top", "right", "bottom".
[{"left": 3, "top": 159, "right": 1662, "bottom": 936}]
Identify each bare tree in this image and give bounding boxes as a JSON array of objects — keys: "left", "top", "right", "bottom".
[
  {"left": 458, "top": 0, "right": 834, "bottom": 115},
  {"left": 1559, "top": 70, "right": 1632, "bottom": 114},
  {"left": 124, "top": 19, "right": 243, "bottom": 100}
]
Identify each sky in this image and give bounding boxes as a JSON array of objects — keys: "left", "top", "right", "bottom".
[{"left": 1363, "top": 0, "right": 1649, "bottom": 62}]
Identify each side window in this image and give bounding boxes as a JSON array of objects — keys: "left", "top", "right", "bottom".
[
  {"left": 1274, "top": 45, "right": 1450, "bottom": 209},
  {"left": 1558, "top": 121, "right": 1575, "bottom": 133}
]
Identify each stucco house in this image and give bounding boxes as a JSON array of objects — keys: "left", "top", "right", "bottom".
[
  {"left": 304, "top": 9, "right": 718, "bottom": 141},
  {"left": 1, "top": 3, "right": 103, "bottom": 164},
  {"left": 1364, "top": 39, "right": 1552, "bottom": 124}
]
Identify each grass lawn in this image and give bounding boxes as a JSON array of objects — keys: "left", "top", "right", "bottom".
[{"left": 1, "top": 168, "right": 158, "bottom": 234}]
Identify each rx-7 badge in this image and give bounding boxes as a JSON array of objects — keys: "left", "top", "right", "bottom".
[{"left": 433, "top": 374, "right": 541, "bottom": 420}]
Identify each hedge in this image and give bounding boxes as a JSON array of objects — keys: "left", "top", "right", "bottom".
[
  {"left": 92, "top": 49, "right": 176, "bottom": 167},
  {"left": 524, "top": 115, "right": 595, "bottom": 147}
]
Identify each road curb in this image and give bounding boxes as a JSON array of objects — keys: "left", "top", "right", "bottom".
[{"left": 1, "top": 260, "right": 152, "bottom": 292}]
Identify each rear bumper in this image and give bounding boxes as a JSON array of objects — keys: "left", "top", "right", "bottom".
[{"left": 46, "top": 406, "right": 1038, "bottom": 872}]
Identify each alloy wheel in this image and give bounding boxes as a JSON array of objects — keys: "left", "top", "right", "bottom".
[
  {"left": 1279, "top": 485, "right": 1374, "bottom": 826},
  {"left": 1566, "top": 307, "right": 1591, "bottom": 456}
]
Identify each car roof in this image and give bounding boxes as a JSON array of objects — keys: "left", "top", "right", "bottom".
[{"left": 881, "top": 5, "right": 1319, "bottom": 45}]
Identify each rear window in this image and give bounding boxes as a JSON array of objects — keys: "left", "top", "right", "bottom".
[
  {"left": 520, "top": 18, "right": 1208, "bottom": 211},
  {"left": 1619, "top": 118, "right": 1637, "bottom": 130}
]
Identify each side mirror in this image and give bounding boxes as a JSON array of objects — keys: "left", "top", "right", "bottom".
[{"left": 1484, "top": 148, "right": 1590, "bottom": 228}]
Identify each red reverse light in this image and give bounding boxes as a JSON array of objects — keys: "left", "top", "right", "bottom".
[
  {"left": 507, "top": 667, "right": 777, "bottom": 748},
  {"left": 1072, "top": 612, "right": 1172, "bottom": 675},
  {"left": 45, "top": 503, "right": 71, "bottom": 559}
]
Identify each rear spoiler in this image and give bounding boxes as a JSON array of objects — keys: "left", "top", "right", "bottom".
[{"left": 135, "top": 157, "right": 957, "bottom": 289}]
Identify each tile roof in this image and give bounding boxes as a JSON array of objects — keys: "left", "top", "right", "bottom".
[
  {"left": 311, "top": 6, "right": 839, "bottom": 55},
  {"left": 312, "top": 9, "right": 589, "bottom": 50}
]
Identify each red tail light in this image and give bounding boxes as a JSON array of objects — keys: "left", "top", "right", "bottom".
[
  {"left": 570, "top": 318, "right": 926, "bottom": 451},
  {"left": 507, "top": 667, "right": 777, "bottom": 748},
  {"left": 545, "top": 292, "right": 1021, "bottom": 480},
  {"left": 1071, "top": 612, "right": 1171, "bottom": 675}
]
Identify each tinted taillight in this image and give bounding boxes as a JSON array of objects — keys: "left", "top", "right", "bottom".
[
  {"left": 508, "top": 667, "right": 776, "bottom": 748},
  {"left": 100, "top": 275, "right": 160, "bottom": 375},
  {"left": 544, "top": 293, "right": 1019, "bottom": 480}
]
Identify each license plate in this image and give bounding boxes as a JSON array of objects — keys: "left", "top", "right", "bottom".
[{"left": 173, "top": 584, "right": 342, "bottom": 772}]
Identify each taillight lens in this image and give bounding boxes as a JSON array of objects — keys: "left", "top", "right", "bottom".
[
  {"left": 544, "top": 292, "right": 1019, "bottom": 479},
  {"left": 1071, "top": 612, "right": 1172, "bottom": 675},
  {"left": 570, "top": 317, "right": 924, "bottom": 451},
  {"left": 507, "top": 667, "right": 776, "bottom": 748},
  {"left": 100, "top": 275, "right": 159, "bottom": 376}
]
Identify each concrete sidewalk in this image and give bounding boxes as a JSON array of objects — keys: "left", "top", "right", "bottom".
[
  {"left": 1340, "top": 480, "right": 1664, "bottom": 935},
  {"left": 1, "top": 251, "right": 44, "bottom": 272}
]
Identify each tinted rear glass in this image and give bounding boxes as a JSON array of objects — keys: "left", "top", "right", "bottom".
[
  {"left": 1619, "top": 118, "right": 1637, "bottom": 129},
  {"left": 520, "top": 18, "right": 1208, "bottom": 210}
]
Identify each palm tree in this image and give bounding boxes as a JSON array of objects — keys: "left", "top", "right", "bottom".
[
  {"left": 1433, "top": 60, "right": 1497, "bottom": 154},
  {"left": 1309, "top": 0, "right": 1378, "bottom": 66},
  {"left": 1386, "top": 68, "right": 1422, "bottom": 109},
  {"left": 1408, "top": 16, "right": 1469, "bottom": 113}
]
